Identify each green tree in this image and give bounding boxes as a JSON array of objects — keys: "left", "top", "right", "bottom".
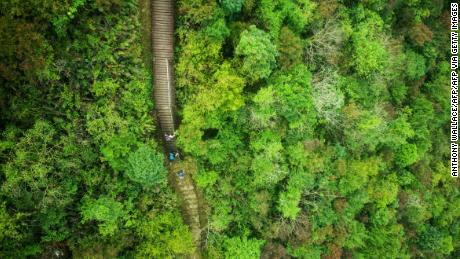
[
  {"left": 341, "top": 104, "right": 387, "bottom": 153},
  {"left": 405, "top": 50, "right": 426, "bottom": 80},
  {"left": 367, "top": 173, "right": 399, "bottom": 208},
  {"left": 272, "top": 65, "right": 317, "bottom": 140},
  {"left": 126, "top": 145, "right": 167, "bottom": 187},
  {"left": 250, "top": 86, "right": 277, "bottom": 129},
  {"left": 135, "top": 211, "right": 195, "bottom": 258},
  {"left": 0, "top": 203, "right": 21, "bottom": 243},
  {"left": 395, "top": 143, "right": 419, "bottom": 168},
  {"left": 356, "top": 223, "right": 409, "bottom": 258},
  {"left": 419, "top": 226, "right": 454, "bottom": 257},
  {"left": 278, "top": 186, "right": 302, "bottom": 220},
  {"left": 81, "top": 196, "right": 126, "bottom": 237},
  {"left": 0, "top": 202, "right": 28, "bottom": 257},
  {"left": 250, "top": 130, "right": 285, "bottom": 188},
  {"left": 223, "top": 236, "right": 265, "bottom": 259},
  {"left": 220, "top": 0, "right": 243, "bottom": 15},
  {"left": 338, "top": 157, "right": 382, "bottom": 195},
  {"left": 235, "top": 25, "right": 278, "bottom": 83},
  {"left": 277, "top": 27, "right": 303, "bottom": 69},
  {"left": 257, "top": 0, "right": 315, "bottom": 37},
  {"left": 350, "top": 12, "right": 388, "bottom": 78}
]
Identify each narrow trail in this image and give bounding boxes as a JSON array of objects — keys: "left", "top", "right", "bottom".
[{"left": 150, "top": 0, "right": 203, "bottom": 256}]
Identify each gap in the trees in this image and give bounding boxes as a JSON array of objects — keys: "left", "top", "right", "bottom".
[
  {"left": 222, "top": 37, "right": 234, "bottom": 59},
  {"left": 202, "top": 128, "right": 219, "bottom": 140}
]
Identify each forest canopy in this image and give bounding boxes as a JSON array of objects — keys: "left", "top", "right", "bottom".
[
  {"left": 175, "top": 0, "right": 458, "bottom": 258},
  {"left": 0, "top": 0, "right": 459, "bottom": 258}
]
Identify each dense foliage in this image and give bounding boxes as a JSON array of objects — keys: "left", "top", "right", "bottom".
[
  {"left": 0, "top": 0, "right": 193, "bottom": 257},
  {"left": 0, "top": 0, "right": 459, "bottom": 258},
  {"left": 175, "top": 0, "right": 459, "bottom": 258}
]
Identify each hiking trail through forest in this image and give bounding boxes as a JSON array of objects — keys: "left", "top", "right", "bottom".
[{"left": 150, "top": 0, "right": 204, "bottom": 257}]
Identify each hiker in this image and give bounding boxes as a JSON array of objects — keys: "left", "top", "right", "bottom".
[
  {"left": 177, "top": 170, "right": 185, "bottom": 180},
  {"left": 169, "top": 151, "right": 175, "bottom": 161},
  {"left": 165, "top": 133, "right": 175, "bottom": 141}
]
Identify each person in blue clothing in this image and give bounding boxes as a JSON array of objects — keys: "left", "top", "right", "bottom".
[
  {"left": 177, "top": 170, "right": 185, "bottom": 180},
  {"left": 169, "top": 151, "right": 175, "bottom": 161}
]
